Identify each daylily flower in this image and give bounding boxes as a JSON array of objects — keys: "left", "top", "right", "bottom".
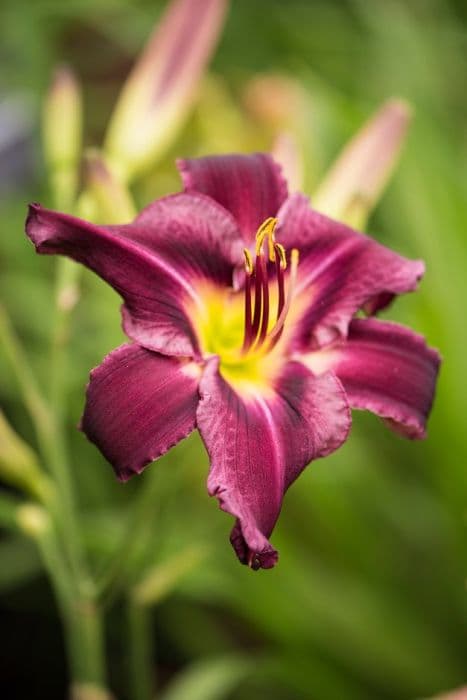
[{"left": 25, "top": 153, "right": 440, "bottom": 569}]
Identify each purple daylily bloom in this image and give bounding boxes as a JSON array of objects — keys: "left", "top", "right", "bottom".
[{"left": 25, "top": 153, "right": 440, "bottom": 569}]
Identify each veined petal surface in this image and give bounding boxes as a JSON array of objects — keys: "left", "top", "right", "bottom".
[
  {"left": 303, "top": 318, "right": 440, "bottom": 438},
  {"left": 276, "top": 194, "right": 424, "bottom": 350},
  {"left": 26, "top": 196, "right": 241, "bottom": 357},
  {"left": 178, "top": 153, "right": 288, "bottom": 244},
  {"left": 81, "top": 344, "right": 201, "bottom": 481},
  {"left": 196, "top": 358, "right": 350, "bottom": 569}
]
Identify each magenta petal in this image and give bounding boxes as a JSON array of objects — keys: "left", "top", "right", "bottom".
[
  {"left": 276, "top": 194, "right": 424, "bottom": 350},
  {"left": 309, "top": 318, "right": 440, "bottom": 438},
  {"left": 196, "top": 358, "right": 350, "bottom": 569},
  {"left": 26, "top": 197, "right": 241, "bottom": 357},
  {"left": 177, "top": 153, "right": 288, "bottom": 244},
  {"left": 116, "top": 191, "right": 243, "bottom": 277},
  {"left": 81, "top": 344, "right": 200, "bottom": 480}
]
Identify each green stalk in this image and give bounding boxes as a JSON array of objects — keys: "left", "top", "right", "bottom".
[
  {"left": 126, "top": 599, "right": 155, "bottom": 700},
  {"left": 0, "top": 303, "right": 108, "bottom": 694},
  {"left": 26, "top": 511, "right": 110, "bottom": 699},
  {"left": 49, "top": 258, "right": 81, "bottom": 414},
  {"left": 0, "top": 303, "right": 53, "bottom": 443},
  {"left": 0, "top": 303, "right": 84, "bottom": 577},
  {"left": 66, "top": 597, "right": 108, "bottom": 698}
]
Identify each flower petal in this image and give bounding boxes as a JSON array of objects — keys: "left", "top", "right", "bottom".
[
  {"left": 26, "top": 195, "right": 242, "bottom": 357},
  {"left": 81, "top": 344, "right": 201, "bottom": 481},
  {"left": 303, "top": 318, "right": 440, "bottom": 439},
  {"left": 196, "top": 357, "right": 350, "bottom": 569},
  {"left": 277, "top": 194, "right": 424, "bottom": 350},
  {"left": 177, "top": 153, "right": 288, "bottom": 244}
]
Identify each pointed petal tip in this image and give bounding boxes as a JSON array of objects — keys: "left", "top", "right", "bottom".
[
  {"left": 26, "top": 201, "right": 41, "bottom": 221},
  {"left": 230, "top": 523, "right": 279, "bottom": 570},
  {"left": 210, "top": 484, "right": 279, "bottom": 570},
  {"left": 51, "top": 64, "right": 78, "bottom": 90},
  {"left": 25, "top": 203, "right": 46, "bottom": 247}
]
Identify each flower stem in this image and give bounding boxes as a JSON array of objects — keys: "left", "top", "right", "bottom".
[
  {"left": 0, "top": 302, "right": 108, "bottom": 694},
  {"left": 49, "top": 258, "right": 81, "bottom": 414},
  {"left": 66, "top": 598, "right": 108, "bottom": 695},
  {"left": 0, "top": 302, "right": 84, "bottom": 578},
  {"left": 0, "top": 302, "right": 53, "bottom": 441},
  {"left": 26, "top": 513, "right": 110, "bottom": 697},
  {"left": 126, "top": 599, "right": 154, "bottom": 700}
]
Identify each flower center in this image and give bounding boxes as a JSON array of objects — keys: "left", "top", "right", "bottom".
[{"left": 194, "top": 218, "right": 299, "bottom": 390}]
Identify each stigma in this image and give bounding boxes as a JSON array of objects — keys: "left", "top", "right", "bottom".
[{"left": 241, "top": 218, "right": 299, "bottom": 356}]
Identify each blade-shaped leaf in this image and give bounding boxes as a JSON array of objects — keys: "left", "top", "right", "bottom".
[{"left": 160, "top": 655, "right": 252, "bottom": 700}]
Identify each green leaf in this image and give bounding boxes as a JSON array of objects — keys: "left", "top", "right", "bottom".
[
  {"left": 160, "top": 655, "right": 252, "bottom": 700},
  {"left": 132, "top": 546, "right": 206, "bottom": 607}
]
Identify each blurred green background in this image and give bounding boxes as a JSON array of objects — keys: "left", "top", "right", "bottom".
[{"left": 1, "top": 0, "right": 467, "bottom": 698}]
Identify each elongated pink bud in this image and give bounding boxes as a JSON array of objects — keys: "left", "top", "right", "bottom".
[
  {"left": 104, "top": 0, "right": 229, "bottom": 181},
  {"left": 313, "top": 99, "right": 412, "bottom": 228}
]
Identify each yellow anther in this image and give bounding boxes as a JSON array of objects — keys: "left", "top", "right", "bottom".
[
  {"left": 274, "top": 242, "right": 287, "bottom": 270},
  {"left": 243, "top": 248, "right": 253, "bottom": 274},
  {"left": 256, "top": 216, "right": 277, "bottom": 237},
  {"left": 255, "top": 217, "right": 278, "bottom": 259}
]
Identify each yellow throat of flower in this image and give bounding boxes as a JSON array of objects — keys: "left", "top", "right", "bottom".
[{"left": 193, "top": 218, "right": 299, "bottom": 391}]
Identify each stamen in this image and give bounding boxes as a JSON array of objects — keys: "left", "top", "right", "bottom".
[
  {"left": 250, "top": 254, "right": 264, "bottom": 343},
  {"left": 240, "top": 219, "right": 297, "bottom": 357},
  {"left": 241, "top": 257, "right": 254, "bottom": 353},
  {"left": 243, "top": 248, "right": 253, "bottom": 274},
  {"left": 255, "top": 217, "right": 278, "bottom": 261},
  {"left": 256, "top": 254, "right": 269, "bottom": 345},
  {"left": 274, "top": 243, "right": 285, "bottom": 321},
  {"left": 274, "top": 242, "right": 287, "bottom": 270},
  {"left": 265, "top": 248, "right": 299, "bottom": 350}
]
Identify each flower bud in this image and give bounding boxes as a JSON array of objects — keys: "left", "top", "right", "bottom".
[
  {"left": 132, "top": 546, "right": 205, "bottom": 606},
  {"left": 0, "top": 410, "right": 51, "bottom": 502},
  {"left": 104, "top": 0, "right": 228, "bottom": 182},
  {"left": 313, "top": 99, "right": 412, "bottom": 229}
]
